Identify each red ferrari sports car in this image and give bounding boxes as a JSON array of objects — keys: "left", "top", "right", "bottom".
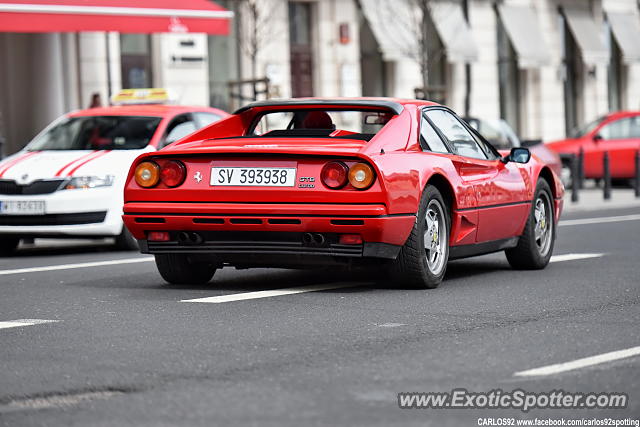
[
  {"left": 123, "top": 98, "right": 564, "bottom": 288},
  {"left": 547, "top": 111, "right": 640, "bottom": 182}
]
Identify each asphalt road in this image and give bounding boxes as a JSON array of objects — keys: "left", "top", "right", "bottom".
[{"left": 1, "top": 206, "right": 639, "bottom": 426}]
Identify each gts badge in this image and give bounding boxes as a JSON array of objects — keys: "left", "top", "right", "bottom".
[{"left": 298, "top": 176, "right": 315, "bottom": 188}]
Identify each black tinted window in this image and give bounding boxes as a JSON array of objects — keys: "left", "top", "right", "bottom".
[
  {"left": 420, "top": 115, "right": 449, "bottom": 153},
  {"left": 426, "top": 110, "right": 488, "bottom": 160}
]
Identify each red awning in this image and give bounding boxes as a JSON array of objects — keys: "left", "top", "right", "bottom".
[{"left": 0, "top": 0, "right": 232, "bottom": 34}]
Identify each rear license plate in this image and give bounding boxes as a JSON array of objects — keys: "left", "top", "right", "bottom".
[
  {"left": 0, "top": 200, "right": 46, "bottom": 215},
  {"left": 210, "top": 167, "right": 297, "bottom": 187}
]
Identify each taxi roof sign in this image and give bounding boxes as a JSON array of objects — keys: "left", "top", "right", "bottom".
[{"left": 111, "top": 88, "right": 172, "bottom": 105}]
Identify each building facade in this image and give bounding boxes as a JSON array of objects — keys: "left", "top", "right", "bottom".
[
  {"left": 0, "top": 30, "right": 215, "bottom": 155},
  {"left": 2, "top": 0, "right": 640, "bottom": 155},
  {"left": 359, "top": 0, "right": 640, "bottom": 142}
]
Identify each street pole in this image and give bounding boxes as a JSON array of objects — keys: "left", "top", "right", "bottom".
[
  {"left": 634, "top": 150, "right": 640, "bottom": 198},
  {"left": 603, "top": 152, "right": 611, "bottom": 200},
  {"left": 571, "top": 154, "right": 579, "bottom": 203},
  {"left": 578, "top": 147, "right": 584, "bottom": 189}
]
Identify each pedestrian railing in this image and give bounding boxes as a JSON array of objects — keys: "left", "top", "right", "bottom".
[{"left": 568, "top": 149, "right": 640, "bottom": 202}]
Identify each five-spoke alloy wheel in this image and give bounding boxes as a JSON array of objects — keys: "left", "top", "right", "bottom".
[
  {"left": 424, "top": 199, "right": 448, "bottom": 277},
  {"left": 393, "top": 184, "right": 450, "bottom": 288},
  {"left": 506, "top": 178, "right": 556, "bottom": 269}
]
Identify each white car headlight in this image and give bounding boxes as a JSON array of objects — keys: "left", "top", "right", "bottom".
[{"left": 63, "top": 175, "right": 115, "bottom": 190}]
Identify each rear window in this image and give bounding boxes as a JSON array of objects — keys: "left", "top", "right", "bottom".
[
  {"left": 27, "top": 115, "right": 162, "bottom": 151},
  {"left": 249, "top": 109, "right": 395, "bottom": 141}
]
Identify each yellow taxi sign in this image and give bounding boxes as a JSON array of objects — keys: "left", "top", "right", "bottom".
[{"left": 111, "top": 88, "right": 171, "bottom": 105}]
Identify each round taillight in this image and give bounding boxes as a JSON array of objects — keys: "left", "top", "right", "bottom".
[
  {"left": 160, "top": 160, "right": 186, "bottom": 187},
  {"left": 321, "top": 161, "right": 349, "bottom": 189},
  {"left": 348, "top": 163, "right": 375, "bottom": 190},
  {"left": 135, "top": 161, "right": 160, "bottom": 188}
]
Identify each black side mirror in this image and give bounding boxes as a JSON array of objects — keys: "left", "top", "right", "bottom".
[
  {"left": 502, "top": 147, "right": 531, "bottom": 164},
  {"left": 593, "top": 134, "right": 603, "bottom": 142}
]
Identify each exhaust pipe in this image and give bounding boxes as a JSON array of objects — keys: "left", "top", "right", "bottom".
[
  {"left": 302, "top": 233, "right": 313, "bottom": 245},
  {"left": 177, "top": 231, "right": 190, "bottom": 244},
  {"left": 188, "top": 232, "right": 203, "bottom": 245},
  {"left": 177, "top": 231, "right": 204, "bottom": 245},
  {"left": 302, "top": 233, "right": 326, "bottom": 247}
]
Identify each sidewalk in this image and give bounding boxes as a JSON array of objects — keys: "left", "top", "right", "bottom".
[{"left": 563, "top": 187, "right": 640, "bottom": 213}]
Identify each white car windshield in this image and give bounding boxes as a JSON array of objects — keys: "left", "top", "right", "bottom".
[{"left": 26, "top": 115, "right": 162, "bottom": 151}]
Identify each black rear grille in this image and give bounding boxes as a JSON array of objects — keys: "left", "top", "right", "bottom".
[
  {"left": 0, "top": 211, "right": 107, "bottom": 226},
  {"left": 0, "top": 179, "right": 65, "bottom": 195},
  {"left": 147, "top": 231, "right": 363, "bottom": 257}
]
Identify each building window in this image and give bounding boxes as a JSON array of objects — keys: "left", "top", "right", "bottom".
[
  {"left": 560, "top": 12, "right": 584, "bottom": 137},
  {"left": 288, "top": 2, "right": 314, "bottom": 97},
  {"left": 120, "top": 34, "right": 152, "bottom": 89},
  {"left": 497, "top": 14, "right": 520, "bottom": 135},
  {"left": 359, "top": 10, "right": 386, "bottom": 97},
  {"left": 607, "top": 24, "right": 624, "bottom": 112},
  {"left": 424, "top": 7, "right": 447, "bottom": 104}
]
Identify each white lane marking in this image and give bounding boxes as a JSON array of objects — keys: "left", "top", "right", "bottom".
[
  {"left": 186, "top": 254, "right": 602, "bottom": 304},
  {"left": 515, "top": 345, "right": 640, "bottom": 377},
  {"left": 0, "top": 257, "right": 153, "bottom": 276},
  {"left": 182, "top": 283, "right": 359, "bottom": 304},
  {"left": 3, "top": 390, "right": 122, "bottom": 412},
  {"left": 549, "top": 253, "right": 604, "bottom": 263},
  {"left": 377, "top": 323, "right": 407, "bottom": 328},
  {"left": 560, "top": 214, "right": 640, "bottom": 227},
  {"left": 0, "top": 319, "right": 58, "bottom": 330}
]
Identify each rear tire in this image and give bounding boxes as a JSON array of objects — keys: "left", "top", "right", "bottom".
[
  {"left": 505, "top": 179, "right": 556, "bottom": 269},
  {"left": 392, "top": 185, "right": 450, "bottom": 288},
  {"left": 114, "top": 227, "right": 139, "bottom": 251},
  {"left": 155, "top": 254, "right": 216, "bottom": 285},
  {"left": 0, "top": 237, "right": 20, "bottom": 256}
]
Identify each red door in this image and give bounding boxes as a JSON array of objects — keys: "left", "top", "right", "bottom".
[
  {"left": 424, "top": 108, "right": 529, "bottom": 244},
  {"left": 584, "top": 115, "right": 640, "bottom": 179},
  {"left": 464, "top": 159, "right": 530, "bottom": 242}
]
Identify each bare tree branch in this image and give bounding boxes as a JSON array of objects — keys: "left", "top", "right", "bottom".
[
  {"left": 368, "top": 0, "right": 446, "bottom": 96},
  {"left": 237, "top": 0, "right": 283, "bottom": 80}
]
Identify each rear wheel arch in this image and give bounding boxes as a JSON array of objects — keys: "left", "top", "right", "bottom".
[
  {"left": 506, "top": 178, "right": 556, "bottom": 269},
  {"left": 423, "top": 173, "right": 456, "bottom": 215},
  {"left": 391, "top": 184, "right": 450, "bottom": 288},
  {"left": 537, "top": 166, "right": 557, "bottom": 199}
]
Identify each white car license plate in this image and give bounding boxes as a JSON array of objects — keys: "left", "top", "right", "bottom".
[
  {"left": 0, "top": 200, "right": 46, "bottom": 215},
  {"left": 210, "top": 167, "right": 297, "bottom": 187}
]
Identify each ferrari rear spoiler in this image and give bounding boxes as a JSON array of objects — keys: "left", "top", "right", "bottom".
[{"left": 234, "top": 99, "right": 404, "bottom": 115}]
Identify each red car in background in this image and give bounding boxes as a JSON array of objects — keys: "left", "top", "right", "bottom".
[
  {"left": 546, "top": 111, "right": 640, "bottom": 183},
  {"left": 123, "top": 98, "right": 564, "bottom": 289}
]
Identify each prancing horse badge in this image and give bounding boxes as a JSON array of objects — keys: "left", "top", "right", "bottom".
[{"left": 193, "top": 171, "right": 203, "bottom": 183}]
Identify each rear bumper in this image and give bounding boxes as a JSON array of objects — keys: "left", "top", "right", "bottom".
[
  {"left": 123, "top": 202, "right": 415, "bottom": 259},
  {"left": 138, "top": 231, "right": 401, "bottom": 260}
]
